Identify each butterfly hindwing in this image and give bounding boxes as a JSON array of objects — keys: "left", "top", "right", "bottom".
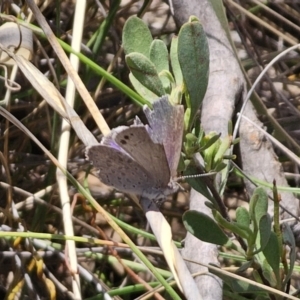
[
  {"left": 87, "top": 144, "right": 156, "bottom": 195},
  {"left": 111, "top": 126, "right": 171, "bottom": 188}
]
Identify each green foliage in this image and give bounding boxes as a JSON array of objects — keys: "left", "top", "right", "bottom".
[
  {"left": 262, "top": 231, "right": 280, "bottom": 282},
  {"left": 222, "top": 276, "right": 268, "bottom": 298},
  {"left": 282, "top": 224, "right": 296, "bottom": 287},
  {"left": 178, "top": 16, "right": 209, "bottom": 129},
  {"left": 122, "top": 15, "right": 209, "bottom": 123},
  {"left": 123, "top": 16, "right": 153, "bottom": 58},
  {"left": 122, "top": 16, "right": 233, "bottom": 201},
  {"left": 183, "top": 128, "right": 234, "bottom": 178},
  {"left": 170, "top": 36, "right": 183, "bottom": 87},
  {"left": 249, "top": 187, "right": 268, "bottom": 231},
  {"left": 183, "top": 210, "right": 229, "bottom": 246},
  {"left": 184, "top": 164, "right": 217, "bottom": 206},
  {"left": 121, "top": 15, "right": 296, "bottom": 297},
  {"left": 258, "top": 214, "right": 272, "bottom": 254},
  {"left": 125, "top": 53, "right": 165, "bottom": 97},
  {"left": 150, "top": 40, "right": 171, "bottom": 91},
  {"left": 183, "top": 186, "right": 296, "bottom": 296},
  {"left": 213, "top": 209, "right": 252, "bottom": 240},
  {"left": 236, "top": 207, "right": 250, "bottom": 228}
]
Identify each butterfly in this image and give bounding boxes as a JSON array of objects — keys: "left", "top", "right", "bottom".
[{"left": 87, "top": 96, "right": 184, "bottom": 202}]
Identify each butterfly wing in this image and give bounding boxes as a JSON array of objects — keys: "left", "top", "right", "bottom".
[
  {"left": 87, "top": 144, "right": 155, "bottom": 195},
  {"left": 86, "top": 97, "right": 183, "bottom": 200},
  {"left": 143, "top": 96, "right": 184, "bottom": 178},
  {"left": 111, "top": 126, "right": 171, "bottom": 189}
]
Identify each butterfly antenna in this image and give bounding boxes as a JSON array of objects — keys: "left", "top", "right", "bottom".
[{"left": 176, "top": 172, "right": 217, "bottom": 182}]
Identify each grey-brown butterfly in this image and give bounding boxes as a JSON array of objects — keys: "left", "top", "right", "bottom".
[{"left": 86, "top": 96, "right": 184, "bottom": 202}]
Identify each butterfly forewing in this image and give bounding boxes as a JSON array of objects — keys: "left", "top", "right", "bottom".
[
  {"left": 112, "top": 126, "right": 171, "bottom": 188},
  {"left": 87, "top": 145, "right": 157, "bottom": 195},
  {"left": 143, "top": 96, "right": 184, "bottom": 178}
]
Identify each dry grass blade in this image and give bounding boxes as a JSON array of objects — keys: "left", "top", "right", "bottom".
[
  {"left": 140, "top": 199, "right": 202, "bottom": 299},
  {"left": 227, "top": 0, "right": 298, "bottom": 46},
  {"left": 25, "top": 0, "right": 110, "bottom": 137},
  {"left": 0, "top": 45, "right": 98, "bottom": 147}
]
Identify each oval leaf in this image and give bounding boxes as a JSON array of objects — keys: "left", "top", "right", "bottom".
[
  {"left": 150, "top": 39, "right": 169, "bottom": 73},
  {"left": 170, "top": 36, "right": 183, "bottom": 86},
  {"left": 184, "top": 164, "right": 217, "bottom": 206},
  {"left": 262, "top": 231, "right": 280, "bottom": 276},
  {"left": 213, "top": 210, "right": 251, "bottom": 240},
  {"left": 150, "top": 40, "right": 170, "bottom": 91},
  {"left": 183, "top": 210, "right": 228, "bottom": 246},
  {"left": 282, "top": 224, "right": 296, "bottom": 287},
  {"left": 250, "top": 187, "right": 268, "bottom": 229},
  {"left": 126, "top": 52, "right": 165, "bottom": 97},
  {"left": 258, "top": 214, "right": 272, "bottom": 253},
  {"left": 178, "top": 19, "right": 209, "bottom": 129},
  {"left": 262, "top": 259, "right": 277, "bottom": 287},
  {"left": 122, "top": 16, "right": 153, "bottom": 57},
  {"left": 128, "top": 73, "right": 158, "bottom": 101},
  {"left": 236, "top": 207, "right": 250, "bottom": 228}
]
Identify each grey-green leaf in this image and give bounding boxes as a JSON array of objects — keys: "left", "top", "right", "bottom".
[
  {"left": 236, "top": 260, "right": 253, "bottom": 273},
  {"left": 150, "top": 40, "right": 170, "bottom": 91},
  {"left": 282, "top": 224, "right": 296, "bottom": 287},
  {"left": 213, "top": 210, "right": 252, "bottom": 240},
  {"left": 150, "top": 39, "right": 169, "bottom": 73},
  {"left": 122, "top": 16, "right": 153, "bottom": 57},
  {"left": 184, "top": 164, "right": 217, "bottom": 206},
  {"left": 126, "top": 52, "right": 165, "bottom": 97},
  {"left": 214, "top": 269, "right": 267, "bottom": 296},
  {"left": 253, "top": 188, "right": 268, "bottom": 223},
  {"left": 170, "top": 36, "right": 183, "bottom": 86},
  {"left": 236, "top": 207, "right": 250, "bottom": 228},
  {"left": 261, "top": 258, "right": 277, "bottom": 287},
  {"left": 183, "top": 210, "right": 228, "bottom": 245},
  {"left": 249, "top": 187, "right": 268, "bottom": 230},
  {"left": 250, "top": 187, "right": 268, "bottom": 230},
  {"left": 262, "top": 231, "right": 280, "bottom": 276},
  {"left": 178, "top": 19, "right": 209, "bottom": 129},
  {"left": 258, "top": 214, "right": 271, "bottom": 253},
  {"left": 128, "top": 73, "right": 158, "bottom": 101}
]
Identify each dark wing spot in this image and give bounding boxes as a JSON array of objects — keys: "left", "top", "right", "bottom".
[{"left": 120, "top": 134, "right": 130, "bottom": 145}]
